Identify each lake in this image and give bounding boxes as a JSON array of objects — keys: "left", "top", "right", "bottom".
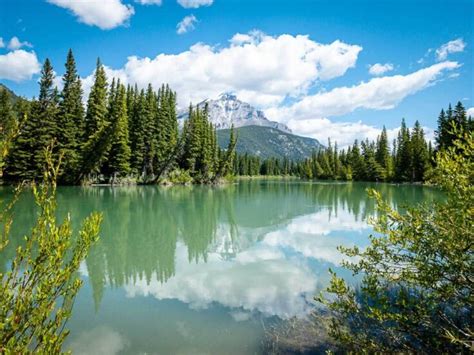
[{"left": 1, "top": 180, "right": 441, "bottom": 354}]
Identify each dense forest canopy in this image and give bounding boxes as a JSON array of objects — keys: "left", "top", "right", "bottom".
[
  {"left": 234, "top": 106, "right": 472, "bottom": 183},
  {"left": 0, "top": 50, "right": 236, "bottom": 185}
]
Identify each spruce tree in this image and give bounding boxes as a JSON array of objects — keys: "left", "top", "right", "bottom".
[
  {"left": 8, "top": 59, "right": 58, "bottom": 181},
  {"left": 58, "top": 49, "right": 84, "bottom": 182},
  {"left": 395, "top": 119, "right": 412, "bottom": 181},
  {"left": 107, "top": 84, "right": 131, "bottom": 178},
  {"left": 376, "top": 126, "right": 391, "bottom": 179},
  {"left": 435, "top": 108, "right": 447, "bottom": 150},
  {"left": 129, "top": 89, "right": 146, "bottom": 175},
  {"left": 411, "top": 120, "right": 428, "bottom": 181},
  {"left": 84, "top": 59, "right": 108, "bottom": 140},
  {"left": 81, "top": 59, "right": 110, "bottom": 178}
]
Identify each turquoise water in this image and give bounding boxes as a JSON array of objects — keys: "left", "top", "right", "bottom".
[{"left": 1, "top": 180, "right": 441, "bottom": 354}]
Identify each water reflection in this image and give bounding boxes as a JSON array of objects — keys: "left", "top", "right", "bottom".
[{"left": 1, "top": 181, "right": 441, "bottom": 321}]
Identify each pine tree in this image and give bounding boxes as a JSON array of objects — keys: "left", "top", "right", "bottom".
[
  {"left": 411, "top": 120, "right": 428, "bottom": 181},
  {"left": 81, "top": 59, "right": 110, "bottom": 178},
  {"left": 453, "top": 101, "right": 467, "bottom": 132},
  {"left": 58, "top": 49, "right": 84, "bottom": 182},
  {"left": 84, "top": 59, "right": 108, "bottom": 140},
  {"left": 350, "top": 140, "right": 366, "bottom": 180},
  {"left": 107, "top": 84, "right": 131, "bottom": 178},
  {"left": 435, "top": 109, "right": 448, "bottom": 150},
  {"left": 376, "top": 126, "right": 391, "bottom": 179},
  {"left": 395, "top": 119, "right": 412, "bottom": 181},
  {"left": 8, "top": 59, "right": 58, "bottom": 181}
]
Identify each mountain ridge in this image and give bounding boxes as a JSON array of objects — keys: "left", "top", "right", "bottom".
[
  {"left": 178, "top": 92, "right": 292, "bottom": 133},
  {"left": 217, "top": 125, "right": 323, "bottom": 160}
]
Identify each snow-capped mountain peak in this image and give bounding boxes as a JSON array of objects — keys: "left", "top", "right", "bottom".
[{"left": 178, "top": 93, "right": 291, "bottom": 133}]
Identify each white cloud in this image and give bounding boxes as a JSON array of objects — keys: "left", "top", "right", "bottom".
[
  {"left": 76, "top": 31, "right": 458, "bottom": 145},
  {"left": 7, "top": 36, "right": 32, "bottom": 50},
  {"left": 467, "top": 107, "right": 474, "bottom": 118},
  {"left": 0, "top": 38, "right": 4, "bottom": 48},
  {"left": 135, "top": 0, "right": 162, "bottom": 4},
  {"left": 0, "top": 50, "right": 41, "bottom": 82},
  {"left": 368, "top": 62, "right": 393, "bottom": 76},
  {"left": 176, "top": 15, "right": 197, "bottom": 35},
  {"left": 67, "top": 326, "right": 129, "bottom": 355},
  {"left": 80, "top": 32, "right": 362, "bottom": 109},
  {"left": 46, "top": 0, "right": 135, "bottom": 30},
  {"left": 177, "top": 0, "right": 213, "bottom": 8},
  {"left": 264, "top": 61, "right": 459, "bottom": 145},
  {"left": 124, "top": 241, "right": 317, "bottom": 319},
  {"left": 286, "top": 118, "right": 401, "bottom": 149},
  {"left": 436, "top": 38, "right": 466, "bottom": 61}
]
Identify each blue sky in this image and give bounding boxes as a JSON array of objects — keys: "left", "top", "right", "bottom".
[{"left": 0, "top": 0, "right": 472, "bottom": 146}]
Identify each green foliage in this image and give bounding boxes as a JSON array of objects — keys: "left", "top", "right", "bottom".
[
  {"left": 0, "top": 150, "right": 102, "bottom": 352},
  {"left": 57, "top": 49, "right": 84, "bottom": 183},
  {"left": 6, "top": 59, "right": 60, "bottom": 182},
  {"left": 107, "top": 83, "right": 131, "bottom": 178},
  {"left": 181, "top": 104, "right": 224, "bottom": 183},
  {"left": 436, "top": 101, "right": 472, "bottom": 151},
  {"left": 166, "top": 168, "right": 193, "bottom": 185},
  {"left": 319, "top": 131, "right": 474, "bottom": 352}
]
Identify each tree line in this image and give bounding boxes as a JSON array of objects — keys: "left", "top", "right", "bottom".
[
  {"left": 233, "top": 104, "right": 472, "bottom": 183},
  {"left": 0, "top": 50, "right": 236, "bottom": 185}
]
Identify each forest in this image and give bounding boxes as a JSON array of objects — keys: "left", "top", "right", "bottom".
[
  {"left": 0, "top": 49, "right": 472, "bottom": 185},
  {"left": 234, "top": 103, "right": 473, "bottom": 182},
  {"left": 0, "top": 50, "right": 236, "bottom": 185}
]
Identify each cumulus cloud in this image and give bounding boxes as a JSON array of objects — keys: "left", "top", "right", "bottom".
[
  {"left": 177, "top": 0, "right": 213, "bottom": 8},
  {"left": 124, "top": 241, "right": 317, "bottom": 319},
  {"left": 264, "top": 61, "right": 459, "bottom": 145},
  {"left": 7, "top": 36, "right": 32, "bottom": 50},
  {"left": 467, "top": 107, "right": 474, "bottom": 118},
  {"left": 283, "top": 118, "right": 401, "bottom": 148},
  {"left": 46, "top": 0, "right": 135, "bottom": 30},
  {"left": 176, "top": 15, "right": 197, "bottom": 35},
  {"left": 436, "top": 38, "right": 466, "bottom": 61},
  {"left": 368, "top": 62, "right": 393, "bottom": 76},
  {"left": 0, "top": 50, "right": 41, "bottom": 82},
  {"left": 80, "top": 32, "right": 362, "bottom": 109},
  {"left": 0, "top": 38, "right": 4, "bottom": 48},
  {"left": 76, "top": 31, "right": 459, "bottom": 145},
  {"left": 135, "top": 0, "right": 162, "bottom": 4}
]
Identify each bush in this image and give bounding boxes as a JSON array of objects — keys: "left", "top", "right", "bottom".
[
  {"left": 0, "top": 160, "right": 102, "bottom": 352},
  {"left": 320, "top": 131, "right": 473, "bottom": 352}
]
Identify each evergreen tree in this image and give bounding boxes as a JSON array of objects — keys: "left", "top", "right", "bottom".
[
  {"left": 84, "top": 59, "right": 108, "bottom": 140},
  {"left": 376, "top": 126, "right": 391, "bottom": 179},
  {"left": 107, "top": 84, "right": 131, "bottom": 178},
  {"left": 57, "top": 49, "right": 84, "bottom": 182},
  {"left": 0, "top": 89, "right": 17, "bottom": 140},
  {"left": 81, "top": 60, "right": 110, "bottom": 178},
  {"left": 7, "top": 59, "right": 58, "bottom": 181},
  {"left": 411, "top": 120, "right": 428, "bottom": 181},
  {"left": 435, "top": 108, "right": 448, "bottom": 150},
  {"left": 395, "top": 119, "right": 412, "bottom": 181}
]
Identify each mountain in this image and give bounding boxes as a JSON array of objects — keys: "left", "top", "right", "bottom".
[
  {"left": 217, "top": 125, "right": 323, "bottom": 161},
  {"left": 178, "top": 92, "right": 291, "bottom": 133},
  {"left": 0, "top": 83, "right": 20, "bottom": 103}
]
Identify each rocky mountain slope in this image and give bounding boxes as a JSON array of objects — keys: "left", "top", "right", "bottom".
[{"left": 178, "top": 93, "right": 291, "bottom": 133}]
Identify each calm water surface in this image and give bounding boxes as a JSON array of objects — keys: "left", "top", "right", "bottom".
[{"left": 1, "top": 180, "right": 441, "bottom": 354}]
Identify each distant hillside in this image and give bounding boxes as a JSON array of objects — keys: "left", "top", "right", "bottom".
[
  {"left": 217, "top": 125, "right": 323, "bottom": 160},
  {"left": 0, "top": 83, "right": 21, "bottom": 103}
]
